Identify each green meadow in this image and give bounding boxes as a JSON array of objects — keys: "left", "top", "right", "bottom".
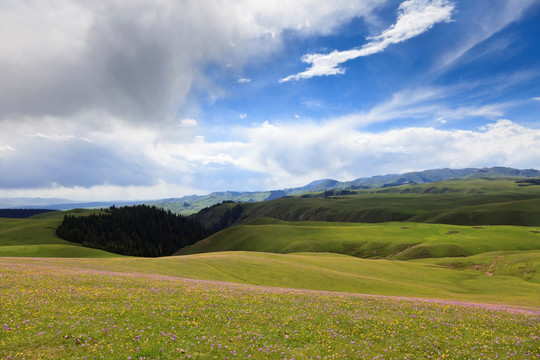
[
  {"left": 0, "top": 209, "right": 119, "bottom": 258},
  {"left": 1, "top": 180, "right": 540, "bottom": 358},
  {"left": 193, "top": 178, "right": 540, "bottom": 228},
  {"left": 1, "top": 258, "right": 539, "bottom": 359},
  {"left": 179, "top": 219, "right": 540, "bottom": 260}
]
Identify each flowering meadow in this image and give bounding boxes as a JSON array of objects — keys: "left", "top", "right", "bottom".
[{"left": 1, "top": 259, "right": 538, "bottom": 359}]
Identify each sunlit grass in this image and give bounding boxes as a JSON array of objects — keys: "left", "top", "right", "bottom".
[{"left": 1, "top": 259, "right": 538, "bottom": 359}]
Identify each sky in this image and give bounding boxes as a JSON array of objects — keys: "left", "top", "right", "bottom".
[{"left": 1, "top": 0, "right": 540, "bottom": 201}]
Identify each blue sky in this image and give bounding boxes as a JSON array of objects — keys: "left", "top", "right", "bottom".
[{"left": 0, "top": 0, "right": 539, "bottom": 201}]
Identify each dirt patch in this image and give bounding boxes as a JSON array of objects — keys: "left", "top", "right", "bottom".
[
  {"left": 400, "top": 226, "right": 410, "bottom": 229},
  {"left": 485, "top": 255, "right": 504, "bottom": 277},
  {"left": 472, "top": 226, "right": 483, "bottom": 229},
  {"left": 531, "top": 230, "right": 540, "bottom": 234},
  {"left": 446, "top": 230, "right": 460, "bottom": 235}
]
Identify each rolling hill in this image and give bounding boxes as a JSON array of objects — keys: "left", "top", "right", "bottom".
[
  {"left": 178, "top": 219, "right": 540, "bottom": 260},
  {"left": 0, "top": 209, "right": 121, "bottom": 258},
  {"left": 1, "top": 193, "right": 539, "bottom": 307},
  {"left": 3, "top": 166, "right": 539, "bottom": 214},
  {"left": 150, "top": 166, "right": 540, "bottom": 214},
  {"left": 191, "top": 177, "right": 540, "bottom": 231}
]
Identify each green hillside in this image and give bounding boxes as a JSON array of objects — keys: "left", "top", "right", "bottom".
[
  {"left": 2, "top": 258, "right": 538, "bottom": 360},
  {"left": 146, "top": 167, "right": 540, "bottom": 214},
  {"left": 0, "top": 209, "right": 121, "bottom": 258},
  {"left": 3, "top": 252, "right": 540, "bottom": 306},
  {"left": 191, "top": 178, "right": 540, "bottom": 230},
  {"left": 179, "top": 219, "right": 540, "bottom": 259}
]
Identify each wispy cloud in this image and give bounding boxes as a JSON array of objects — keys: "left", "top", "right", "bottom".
[
  {"left": 281, "top": 0, "right": 454, "bottom": 82},
  {"left": 237, "top": 77, "right": 251, "bottom": 83},
  {"left": 0, "top": 144, "right": 15, "bottom": 157},
  {"left": 436, "top": 0, "right": 536, "bottom": 71},
  {"left": 179, "top": 118, "right": 198, "bottom": 127},
  {"left": 33, "top": 133, "right": 92, "bottom": 142}
]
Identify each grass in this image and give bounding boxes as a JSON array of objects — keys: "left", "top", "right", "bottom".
[
  {"left": 179, "top": 220, "right": 540, "bottom": 260},
  {"left": 0, "top": 258, "right": 538, "bottom": 359},
  {"left": 2, "top": 252, "right": 539, "bottom": 307},
  {"left": 193, "top": 178, "right": 540, "bottom": 227},
  {"left": 418, "top": 250, "right": 540, "bottom": 284},
  {"left": 2, "top": 193, "right": 540, "bottom": 358},
  {"left": 0, "top": 209, "right": 119, "bottom": 258}
]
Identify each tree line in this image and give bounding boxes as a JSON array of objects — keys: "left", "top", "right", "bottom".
[
  {"left": 56, "top": 205, "right": 211, "bottom": 257},
  {"left": 0, "top": 209, "right": 56, "bottom": 218}
]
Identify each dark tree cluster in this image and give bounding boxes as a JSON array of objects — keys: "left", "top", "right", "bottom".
[
  {"left": 516, "top": 179, "right": 540, "bottom": 186},
  {"left": 0, "top": 208, "right": 56, "bottom": 218},
  {"left": 56, "top": 205, "right": 211, "bottom": 257},
  {"left": 324, "top": 189, "right": 357, "bottom": 197}
]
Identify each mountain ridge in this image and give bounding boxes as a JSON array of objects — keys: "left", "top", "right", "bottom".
[
  {"left": 1, "top": 166, "right": 538, "bottom": 213},
  {"left": 149, "top": 166, "right": 540, "bottom": 214}
]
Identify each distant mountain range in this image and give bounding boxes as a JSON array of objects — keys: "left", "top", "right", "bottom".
[{"left": 1, "top": 166, "right": 539, "bottom": 213}]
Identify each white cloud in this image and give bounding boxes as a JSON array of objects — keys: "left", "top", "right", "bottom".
[
  {"left": 1, "top": 107, "right": 537, "bottom": 199},
  {"left": 0, "top": 144, "right": 15, "bottom": 157},
  {"left": 436, "top": 0, "right": 536, "bottom": 71},
  {"left": 281, "top": 0, "right": 454, "bottom": 82},
  {"left": 532, "top": 97, "right": 540, "bottom": 102},
  {"left": 0, "top": 181, "right": 203, "bottom": 202},
  {"left": 237, "top": 77, "right": 251, "bottom": 83},
  {"left": 167, "top": 118, "right": 540, "bottom": 190},
  {"left": 0, "top": 0, "right": 385, "bottom": 121},
  {"left": 33, "top": 133, "right": 92, "bottom": 142},
  {"left": 179, "top": 118, "right": 198, "bottom": 127}
]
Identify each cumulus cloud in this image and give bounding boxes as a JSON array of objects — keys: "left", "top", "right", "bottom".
[
  {"left": 2, "top": 109, "right": 538, "bottom": 199},
  {"left": 147, "top": 118, "right": 540, "bottom": 191},
  {"left": 250, "top": 119, "right": 540, "bottom": 185},
  {"left": 0, "top": 0, "right": 385, "bottom": 121},
  {"left": 0, "top": 1, "right": 537, "bottom": 201},
  {"left": 281, "top": 0, "right": 454, "bottom": 82}
]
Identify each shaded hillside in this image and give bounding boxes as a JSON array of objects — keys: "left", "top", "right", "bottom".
[{"left": 190, "top": 178, "right": 540, "bottom": 231}]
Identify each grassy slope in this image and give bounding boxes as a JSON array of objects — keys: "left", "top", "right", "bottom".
[
  {"left": 179, "top": 220, "right": 540, "bottom": 259},
  {"left": 0, "top": 209, "right": 120, "bottom": 258},
  {"left": 418, "top": 250, "right": 540, "bottom": 284},
  {"left": 192, "top": 178, "right": 540, "bottom": 227},
  {"left": 2, "top": 252, "right": 540, "bottom": 306},
  {"left": 1, "top": 179, "right": 539, "bottom": 306},
  {"left": 2, "top": 259, "right": 538, "bottom": 360}
]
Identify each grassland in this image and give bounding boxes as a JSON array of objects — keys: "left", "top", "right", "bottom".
[
  {"left": 1, "top": 258, "right": 539, "bottom": 359},
  {"left": 192, "top": 178, "right": 540, "bottom": 228},
  {"left": 0, "top": 209, "right": 120, "bottom": 258},
  {"left": 2, "top": 187, "right": 540, "bottom": 358},
  {"left": 179, "top": 219, "right": 540, "bottom": 259}
]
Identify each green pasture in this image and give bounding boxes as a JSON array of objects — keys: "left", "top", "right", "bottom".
[
  {"left": 180, "top": 219, "right": 540, "bottom": 260},
  {"left": 3, "top": 251, "right": 540, "bottom": 307},
  {"left": 0, "top": 209, "right": 118, "bottom": 258},
  {"left": 195, "top": 178, "right": 540, "bottom": 226},
  {"left": 1, "top": 259, "right": 538, "bottom": 359}
]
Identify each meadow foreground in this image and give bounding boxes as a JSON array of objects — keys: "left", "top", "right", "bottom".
[{"left": 1, "top": 258, "right": 538, "bottom": 359}]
